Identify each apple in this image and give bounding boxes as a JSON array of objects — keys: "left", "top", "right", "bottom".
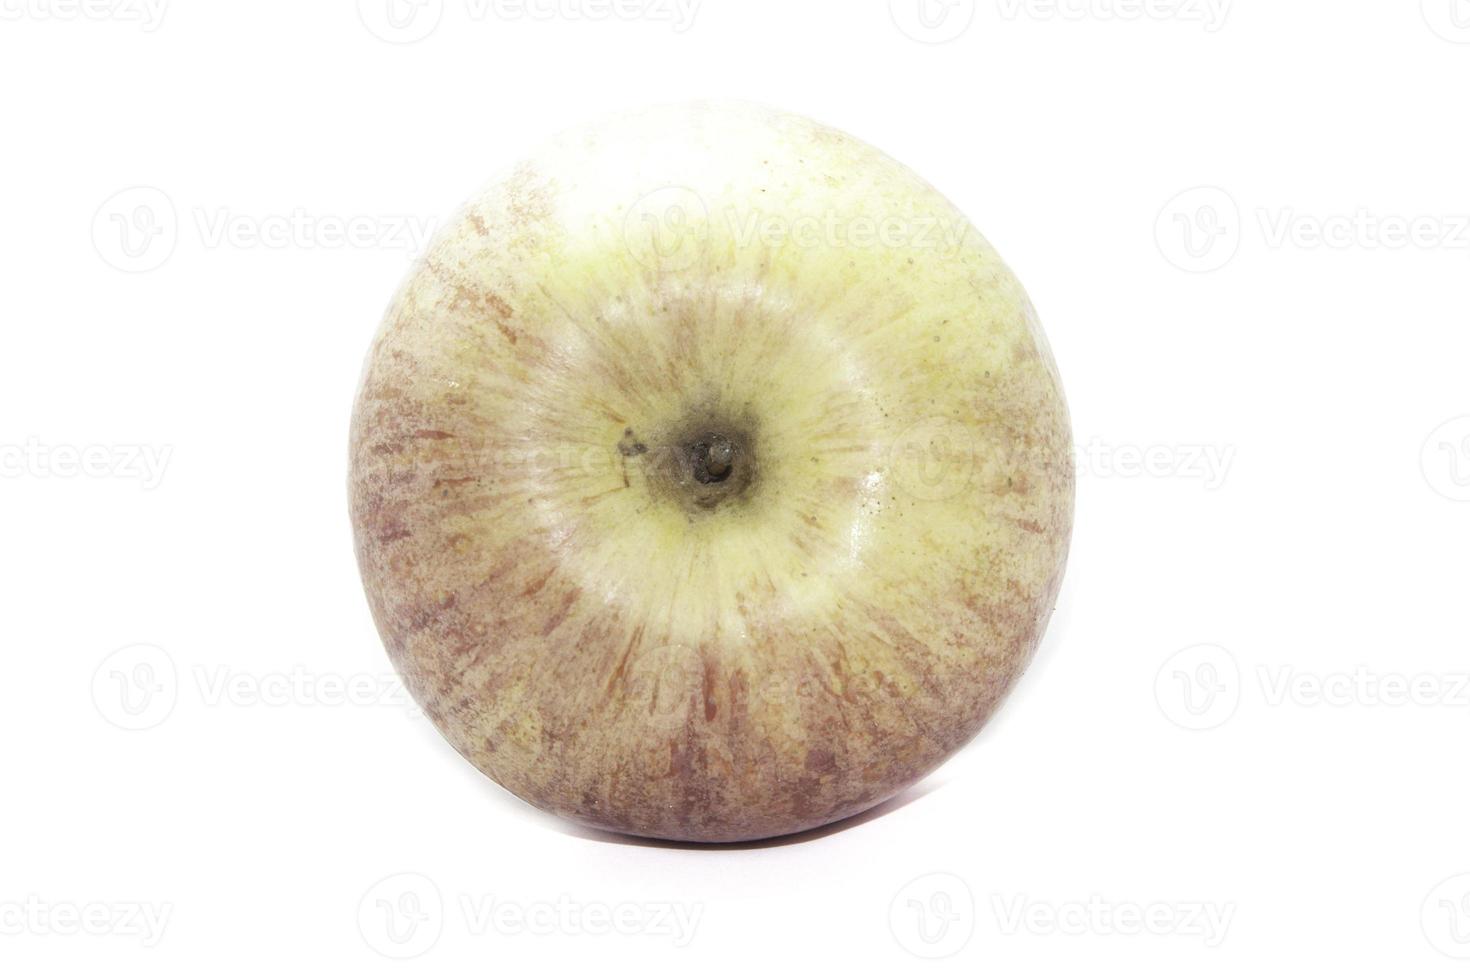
[{"left": 349, "top": 102, "right": 1073, "bottom": 842}]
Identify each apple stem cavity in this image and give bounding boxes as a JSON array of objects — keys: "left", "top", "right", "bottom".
[{"left": 692, "top": 434, "right": 735, "bottom": 485}]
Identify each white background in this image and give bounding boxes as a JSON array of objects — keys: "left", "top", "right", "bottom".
[{"left": 2, "top": 1, "right": 1468, "bottom": 976}]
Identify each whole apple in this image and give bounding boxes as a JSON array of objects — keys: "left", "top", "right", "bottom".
[{"left": 349, "top": 102, "right": 1073, "bottom": 842}]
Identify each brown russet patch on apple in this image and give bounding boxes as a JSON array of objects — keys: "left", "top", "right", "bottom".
[
  {"left": 519, "top": 567, "right": 554, "bottom": 598},
  {"left": 422, "top": 256, "right": 520, "bottom": 347},
  {"left": 375, "top": 522, "right": 412, "bottom": 545},
  {"left": 603, "top": 624, "right": 643, "bottom": 696},
  {"left": 539, "top": 587, "right": 581, "bottom": 637},
  {"left": 701, "top": 652, "right": 719, "bottom": 722},
  {"left": 805, "top": 747, "right": 837, "bottom": 775},
  {"left": 503, "top": 161, "right": 555, "bottom": 230}
]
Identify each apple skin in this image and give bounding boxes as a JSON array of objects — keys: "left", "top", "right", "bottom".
[{"left": 349, "top": 102, "right": 1073, "bottom": 843}]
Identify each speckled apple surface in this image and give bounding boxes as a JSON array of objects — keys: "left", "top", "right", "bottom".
[{"left": 349, "top": 102, "right": 1073, "bottom": 843}]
